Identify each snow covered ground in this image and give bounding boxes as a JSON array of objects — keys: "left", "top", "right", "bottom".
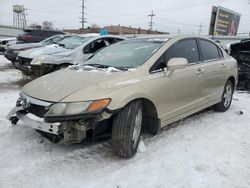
[{"left": 0, "top": 55, "right": 250, "bottom": 188}]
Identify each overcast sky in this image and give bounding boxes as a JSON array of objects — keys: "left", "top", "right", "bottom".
[{"left": 0, "top": 0, "right": 250, "bottom": 35}]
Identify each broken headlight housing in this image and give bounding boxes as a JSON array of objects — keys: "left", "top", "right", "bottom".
[
  {"left": 30, "top": 55, "right": 47, "bottom": 65},
  {"left": 44, "top": 99, "right": 111, "bottom": 118}
]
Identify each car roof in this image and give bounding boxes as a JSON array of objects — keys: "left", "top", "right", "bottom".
[
  {"left": 126, "top": 35, "right": 217, "bottom": 45},
  {"left": 77, "top": 34, "right": 125, "bottom": 39},
  {"left": 24, "top": 28, "right": 64, "bottom": 33},
  {"left": 78, "top": 33, "right": 100, "bottom": 37},
  {"left": 134, "top": 34, "right": 213, "bottom": 40}
]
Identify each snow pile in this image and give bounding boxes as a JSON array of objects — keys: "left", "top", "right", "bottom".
[
  {"left": 106, "top": 66, "right": 121, "bottom": 73},
  {"left": 138, "top": 140, "right": 146, "bottom": 153},
  {"left": 76, "top": 65, "right": 121, "bottom": 74}
]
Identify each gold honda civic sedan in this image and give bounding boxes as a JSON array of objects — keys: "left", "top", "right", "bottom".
[{"left": 7, "top": 36, "right": 238, "bottom": 158}]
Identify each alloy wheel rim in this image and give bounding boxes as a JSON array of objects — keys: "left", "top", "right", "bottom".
[
  {"left": 223, "top": 84, "right": 232, "bottom": 107},
  {"left": 132, "top": 108, "right": 142, "bottom": 148}
]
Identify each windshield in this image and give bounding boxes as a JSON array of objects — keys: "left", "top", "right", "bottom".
[
  {"left": 57, "top": 36, "right": 92, "bottom": 49},
  {"left": 40, "top": 35, "right": 65, "bottom": 45},
  {"left": 84, "top": 39, "right": 164, "bottom": 68}
]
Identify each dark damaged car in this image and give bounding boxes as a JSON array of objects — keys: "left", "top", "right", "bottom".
[{"left": 230, "top": 39, "right": 250, "bottom": 90}]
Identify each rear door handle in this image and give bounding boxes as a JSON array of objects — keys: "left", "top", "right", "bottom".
[{"left": 196, "top": 68, "right": 205, "bottom": 75}]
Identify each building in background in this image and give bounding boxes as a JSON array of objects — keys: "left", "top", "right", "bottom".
[{"left": 64, "top": 25, "right": 168, "bottom": 35}]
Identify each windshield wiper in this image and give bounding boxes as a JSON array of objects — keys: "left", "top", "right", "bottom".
[{"left": 83, "top": 63, "right": 110, "bottom": 68}]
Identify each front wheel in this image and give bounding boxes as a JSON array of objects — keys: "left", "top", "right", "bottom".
[
  {"left": 112, "top": 100, "right": 143, "bottom": 158},
  {"left": 214, "top": 80, "right": 233, "bottom": 112}
]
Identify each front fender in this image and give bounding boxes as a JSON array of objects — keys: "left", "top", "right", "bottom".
[{"left": 106, "top": 89, "right": 155, "bottom": 111}]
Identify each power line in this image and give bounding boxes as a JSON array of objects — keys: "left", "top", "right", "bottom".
[
  {"left": 148, "top": 10, "right": 156, "bottom": 34},
  {"left": 156, "top": 0, "right": 225, "bottom": 13}
]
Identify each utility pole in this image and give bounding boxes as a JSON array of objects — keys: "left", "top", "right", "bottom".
[
  {"left": 80, "top": 0, "right": 86, "bottom": 31},
  {"left": 198, "top": 23, "right": 203, "bottom": 35},
  {"left": 148, "top": 10, "right": 156, "bottom": 34},
  {"left": 22, "top": 5, "right": 27, "bottom": 28}
]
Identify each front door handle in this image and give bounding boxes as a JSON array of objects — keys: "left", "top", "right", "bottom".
[{"left": 196, "top": 68, "right": 205, "bottom": 75}]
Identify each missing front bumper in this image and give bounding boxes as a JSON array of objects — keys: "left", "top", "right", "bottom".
[{"left": 7, "top": 97, "right": 113, "bottom": 144}]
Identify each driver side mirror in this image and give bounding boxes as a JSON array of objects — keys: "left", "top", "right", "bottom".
[{"left": 167, "top": 58, "right": 188, "bottom": 71}]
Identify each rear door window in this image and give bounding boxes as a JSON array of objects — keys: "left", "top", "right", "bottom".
[
  {"left": 84, "top": 39, "right": 109, "bottom": 54},
  {"left": 105, "top": 37, "right": 124, "bottom": 44},
  {"left": 199, "top": 39, "right": 220, "bottom": 61}
]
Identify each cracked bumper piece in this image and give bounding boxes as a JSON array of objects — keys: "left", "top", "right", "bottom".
[
  {"left": 16, "top": 112, "right": 60, "bottom": 135},
  {"left": 17, "top": 112, "right": 60, "bottom": 135},
  {"left": 6, "top": 106, "right": 61, "bottom": 135}
]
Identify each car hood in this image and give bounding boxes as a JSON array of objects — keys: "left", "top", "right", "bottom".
[
  {"left": 18, "top": 44, "right": 69, "bottom": 59},
  {"left": 10, "top": 43, "right": 44, "bottom": 50},
  {"left": 21, "top": 68, "right": 139, "bottom": 102}
]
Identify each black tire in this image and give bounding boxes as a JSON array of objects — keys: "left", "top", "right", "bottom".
[
  {"left": 112, "top": 100, "right": 143, "bottom": 158},
  {"left": 10, "top": 116, "right": 19, "bottom": 125},
  {"left": 214, "top": 80, "right": 233, "bottom": 112}
]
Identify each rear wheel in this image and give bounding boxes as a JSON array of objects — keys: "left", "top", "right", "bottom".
[
  {"left": 112, "top": 100, "right": 143, "bottom": 158},
  {"left": 214, "top": 80, "right": 233, "bottom": 112}
]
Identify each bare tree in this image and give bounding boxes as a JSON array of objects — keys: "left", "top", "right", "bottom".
[{"left": 42, "top": 21, "right": 53, "bottom": 30}]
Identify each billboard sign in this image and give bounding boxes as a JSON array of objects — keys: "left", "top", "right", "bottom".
[{"left": 209, "top": 6, "right": 241, "bottom": 36}]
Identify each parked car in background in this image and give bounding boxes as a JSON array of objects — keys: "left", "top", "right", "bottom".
[
  {"left": 16, "top": 28, "right": 64, "bottom": 44},
  {"left": 4, "top": 34, "right": 68, "bottom": 63},
  {"left": 0, "top": 37, "right": 16, "bottom": 54},
  {"left": 17, "top": 34, "right": 125, "bottom": 77},
  {"left": 229, "top": 38, "right": 250, "bottom": 90},
  {"left": 7, "top": 36, "right": 237, "bottom": 158}
]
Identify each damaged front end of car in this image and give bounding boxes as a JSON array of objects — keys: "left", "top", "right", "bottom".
[{"left": 6, "top": 92, "right": 113, "bottom": 144}]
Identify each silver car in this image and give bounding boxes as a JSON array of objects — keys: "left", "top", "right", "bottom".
[
  {"left": 16, "top": 34, "right": 125, "bottom": 77},
  {"left": 4, "top": 34, "right": 67, "bottom": 63}
]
